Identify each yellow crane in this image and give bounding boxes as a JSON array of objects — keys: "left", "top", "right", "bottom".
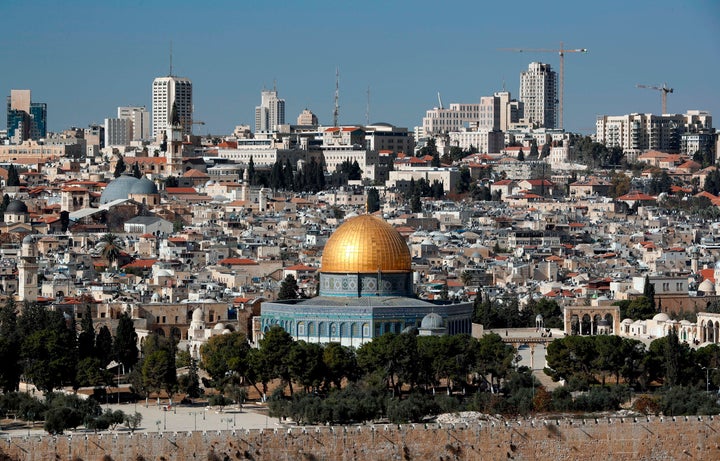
[
  {"left": 636, "top": 83, "right": 673, "bottom": 114},
  {"left": 500, "top": 42, "right": 588, "bottom": 130}
]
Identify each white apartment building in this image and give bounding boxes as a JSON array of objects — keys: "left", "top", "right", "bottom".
[
  {"left": 449, "top": 129, "right": 504, "bottom": 153},
  {"left": 422, "top": 103, "right": 480, "bottom": 135},
  {"left": 118, "top": 106, "right": 150, "bottom": 141},
  {"left": 255, "top": 89, "right": 285, "bottom": 133},
  {"left": 152, "top": 76, "right": 193, "bottom": 139},
  {"left": 519, "top": 62, "right": 557, "bottom": 129},
  {"left": 596, "top": 111, "right": 712, "bottom": 155}
]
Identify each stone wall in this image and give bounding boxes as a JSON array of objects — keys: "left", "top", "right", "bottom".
[{"left": 1, "top": 416, "right": 719, "bottom": 460}]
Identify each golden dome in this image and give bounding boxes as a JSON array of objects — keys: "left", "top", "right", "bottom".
[{"left": 321, "top": 215, "right": 411, "bottom": 273}]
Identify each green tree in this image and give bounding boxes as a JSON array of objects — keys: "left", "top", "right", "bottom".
[
  {"left": 19, "top": 303, "right": 78, "bottom": 393},
  {"left": 0, "top": 298, "right": 22, "bottom": 392},
  {"left": 140, "top": 334, "right": 177, "bottom": 401},
  {"left": 529, "top": 140, "right": 539, "bottom": 159},
  {"left": 278, "top": 274, "right": 299, "bottom": 300},
  {"left": 7, "top": 164, "right": 20, "bottom": 186},
  {"left": 258, "top": 326, "right": 296, "bottom": 394},
  {"left": 288, "top": 341, "right": 325, "bottom": 393},
  {"left": 544, "top": 335, "right": 597, "bottom": 389},
  {"left": 366, "top": 187, "right": 380, "bottom": 213},
  {"left": 77, "top": 305, "right": 95, "bottom": 360},
  {"left": 95, "top": 325, "right": 114, "bottom": 367},
  {"left": 410, "top": 193, "right": 422, "bottom": 213},
  {"left": 113, "top": 157, "right": 126, "bottom": 178},
  {"left": 75, "top": 357, "right": 112, "bottom": 388},
  {"left": 431, "top": 151, "right": 441, "bottom": 167},
  {"left": 100, "top": 233, "right": 123, "bottom": 269},
  {"left": 200, "top": 332, "right": 252, "bottom": 390},
  {"left": 178, "top": 357, "right": 202, "bottom": 399},
  {"left": 131, "top": 162, "right": 142, "bottom": 178},
  {"left": 474, "top": 333, "right": 514, "bottom": 391},
  {"left": 517, "top": 148, "right": 525, "bottom": 162},
  {"left": 322, "top": 343, "right": 357, "bottom": 389},
  {"left": 165, "top": 175, "right": 179, "bottom": 187},
  {"left": 643, "top": 275, "right": 656, "bottom": 310},
  {"left": 540, "top": 143, "right": 551, "bottom": 159},
  {"left": 247, "top": 156, "right": 256, "bottom": 185},
  {"left": 114, "top": 312, "right": 138, "bottom": 372}
]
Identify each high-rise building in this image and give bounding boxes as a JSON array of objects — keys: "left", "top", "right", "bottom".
[
  {"left": 255, "top": 89, "right": 285, "bottom": 133},
  {"left": 297, "top": 109, "right": 318, "bottom": 126},
  {"left": 6, "top": 89, "right": 47, "bottom": 141},
  {"left": 519, "top": 62, "right": 557, "bottom": 129},
  {"left": 104, "top": 118, "right": 133, "bottom": 147},
  {"left": 118, "top": 106, "right": 150, "bottom": 141},
  {"left": 152, "top": 76, "right": 192, "bottom": 140}
]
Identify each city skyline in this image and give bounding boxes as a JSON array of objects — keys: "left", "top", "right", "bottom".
[{"left": 2, "top": 0, "right": 719, "bottom": 135}]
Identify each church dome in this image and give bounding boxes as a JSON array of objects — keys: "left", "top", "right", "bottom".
[
  {"left": 321, "top": 215, "right": 411, "bottom": 274},
  {"left": 6, "top": 199, "right": 28, "bottom": 213},
  {"left": 100, "top": 175, "right": 140, "bottom": 204},
  {"left": 130, "top": 177, "right": 159, "bottom": 195}
]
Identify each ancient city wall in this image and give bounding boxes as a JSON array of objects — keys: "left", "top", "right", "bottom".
[{"left": 1, "top": 416, "right": 719, "bottom": 460}]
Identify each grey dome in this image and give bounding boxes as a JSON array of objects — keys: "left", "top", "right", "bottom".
[
  {"left": 6, "top": 199, "right": 28, "bottom": 213},
  {"left": 421, "top": 312, "right": 444, "bottom": 330},
  {"left": 100, "top": 175, "right": 140, "bottom": 204},
  {"left": 130, "top": 177, "right": 159, "bottom": 195},
  {"left": 22, "top": 235, "right": 34, "bottom": 244}
]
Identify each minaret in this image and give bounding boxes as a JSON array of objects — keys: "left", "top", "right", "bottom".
[
  {"left": 18, "top": 235, "right": 38, "bottom": 302},
  {"left": 241, "top": 168, "right": 249, "bottom": 202}
]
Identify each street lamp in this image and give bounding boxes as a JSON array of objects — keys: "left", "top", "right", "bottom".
[{"left": 701, "top": 366, "right": 718, "bottom": 394}]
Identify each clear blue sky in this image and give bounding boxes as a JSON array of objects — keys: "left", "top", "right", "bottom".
[{"left": 3, "top": 0, "right": 719, "bottom": 136}]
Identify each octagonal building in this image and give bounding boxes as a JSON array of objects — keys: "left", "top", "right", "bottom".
[{"left": 259, "top": 214, "right": 473, "bottom": 346}]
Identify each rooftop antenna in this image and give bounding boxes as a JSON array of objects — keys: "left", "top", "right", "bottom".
[
  {"left": 169, "top": 41, "right": 173, "bottom": 77},
  {"left": 437, "top": 92, "right": 444, "bottom": 110},
  {"left": 502, "top": 79, "right": 506, "bottom": 92},
  {"left": 366, "top": 86, "right": 370, "bottom": 126},
  {"left": 273, "top": 78, "right": 277, "bottom": 93},
  {"left": 333, "top": 67, "right": 340, "bottom": 127}
]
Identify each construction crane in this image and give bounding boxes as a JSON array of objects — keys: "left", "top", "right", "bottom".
[
  {"left": 500, "top": 42, "right": 588, "bottom": 130},
  {"left": 636, "top": 83, "right": 673, "bottom": 114}
]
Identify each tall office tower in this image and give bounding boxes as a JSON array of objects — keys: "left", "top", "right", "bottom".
[
  {"left": 104, "top": 118, "right": 133, "bottom": 147},
  {"left": 255, "top": 88, "right": 285, "bottom": 133},
  {"left": 6, "top": 89, "right": 47, "bottom": 141},
  {"left": 118, "top": 106, "right": 150, "bottom": 141},
  {"left": 152, "top": 76, "right": 192, "bottom": 140},
  {"left": 519, "top": 62, "right": 557, "bottom": 129}
]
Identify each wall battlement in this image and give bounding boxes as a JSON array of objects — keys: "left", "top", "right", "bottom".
[{"left": 1, "top": 416, "right": 718, "bottom": 460}]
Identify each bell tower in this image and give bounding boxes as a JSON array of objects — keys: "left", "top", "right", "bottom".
[{"left": 18, "top": 235, "right": 38, "bottom": 302}]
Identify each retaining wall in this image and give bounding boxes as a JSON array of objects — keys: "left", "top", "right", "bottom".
[{"left": 1, "top": 416, "right": 719, "bottom": 460}]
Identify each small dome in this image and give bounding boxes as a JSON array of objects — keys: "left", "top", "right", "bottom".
[
  {"left": 155, "top": 269, "right": 172, "bottom": 277},
  {"left": 151, "top": 293, "right": 161, "bottom": 303},
  {"left": 420, "top": 312, "right": 444, "bottom": 330},
  {"left": 213, "top": 322, "right": 226, "bottom": 330},
  {"left": 100, "top": 175, "right": 140, "bottom": 204},
  {"left": 653, "top": 313, "right": 670, "bottom": 322},
  {"left": 22, "top": 235, "right": 34, "bottom": 244},
  {"left": 622, "top": 318, "right": 633, "bottom": 324},
  {"left": 6, "top": 199, "right": 28, "bottom": 213},
  {"left": 130, "top": 177, "right": 159, "bottom": 195},
  {"left": 699, "top": 279, "right": 715, "bottom": 293},
  {"left": 535, "top": 314, "right": 544, "bottom": 321},
  {"left": 192, "top": 308, "right": 203, "bottom": 322}
]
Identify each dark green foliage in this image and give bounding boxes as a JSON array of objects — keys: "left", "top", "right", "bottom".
[
  {"left": 113, "top": 157, "right": 126, "bottom": 178},
  {"left": 95, "top": 325, "right": 114, "bottom": 367},
  {"left": 660, "top": 386, "right": 720, "bottom": 416},
  {"left": 131, "top": 162, "right": 142, "bottom": 178},
  {"left": 18, "top": 303, "right": 77, "bottom": 393},
  {"left": 366, "top": 187, "right": 380, "bottom": 213},
  {"left": 7, "top": 164, "right": 20, "bottom": 186},
  {"left": 114, "top": 312, "right": 138, "bottom": 371},
  {"left": 44, "top": 406, "right": 83, "bottom": 434},
  {"left": 278, "top": 274, "right": 299, "bottom": 300},
  {"left": 0, "top": 298, "right": 22, "bottom": 392}
]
